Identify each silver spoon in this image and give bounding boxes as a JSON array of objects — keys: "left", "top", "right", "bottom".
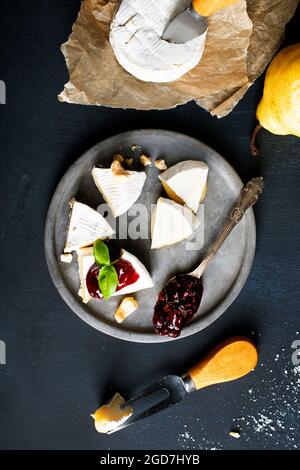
[{"left": 153, "top": 177, "right": 264, "bottom": 337}]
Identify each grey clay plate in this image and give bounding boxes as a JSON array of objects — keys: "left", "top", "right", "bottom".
[{"left": 45, "top": 130, "right": 256, "bottom": 343}]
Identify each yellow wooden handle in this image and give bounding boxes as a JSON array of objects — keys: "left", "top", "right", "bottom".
[
  {"left": 192, "top": 0, "right": 240, "bottom": 17},
  {"left": 188, "top": 337, "right": 258, "bottom": 390}
]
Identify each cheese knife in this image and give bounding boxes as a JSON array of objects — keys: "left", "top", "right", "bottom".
[
  {"left": 162, "top": 0, "right": 240, "bottom": 44},
  {"left": 108, "top": 337, "right": 258, "bottom": 433}
]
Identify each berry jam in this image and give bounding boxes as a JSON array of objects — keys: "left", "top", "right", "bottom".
[
  {"left": 153, "top": 275, "right": 203, "bottom": 338},
  {"left": 115, "top": 259, "right": 139, "bottom": 290},
  {"left": 86, "top": 263, "right": 103, "bottom": 300},
  {"left": 86, "top": 259, "right": 140, "bottom": 300}
]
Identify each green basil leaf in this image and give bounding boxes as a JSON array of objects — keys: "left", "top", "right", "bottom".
[
  {"left": 98, "top": 265, "right": 118, "bottom": 300},
  {"left": 93, "top": 240, "right": 110, "bottom": 267}
]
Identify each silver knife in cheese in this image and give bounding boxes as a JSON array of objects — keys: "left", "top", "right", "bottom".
[{"left": 159, "top": 160, "right": 208, "bottom": 214}]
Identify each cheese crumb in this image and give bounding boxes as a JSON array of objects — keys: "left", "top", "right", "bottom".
[
  {"left": 91, "top": 393, "right": 133, "bottom": 434},
  {"left": 155, "top": 159, "right": 167, "bottom": 171},
  {"left": 125, "top": 158, "right": 133, "bottom": 167},
  {"left": 68, "top": 197, "right": 75, "bottom": 208},
  {"left": 113, "top": 154, "right": 124, "bottom": 163},
  {"left": 229, "top": 431, "right": 240, "bottom": 439},
  {"left": 140, "top": 155, "right": 152, "bottom": 167},
  {"left": 60, "top": 253, "right": 73, "bottom": 263},
  {"left": 115, "top": 297, "right": 138, "bottom": 323}
]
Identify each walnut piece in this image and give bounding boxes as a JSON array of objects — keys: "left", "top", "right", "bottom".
[
  {"left": 155, "top": 159, "right": 167, "bottom": 171},
  {"left": 125, "top": 158, "right": 133, "bottom": 167},
  {"left": 140, "top": 155, "right": 152, "bottom": 167},
  {"left": 113, "top": 154, "right": 124, "bottom": 163},
  {"left": 115, "top": 297, "right": 139, "bottom": 323}
]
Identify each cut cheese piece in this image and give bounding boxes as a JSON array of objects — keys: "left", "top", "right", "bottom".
[
  {"left": 92, "top": 166, "right": 146, "bottom": 218},
  {"left": 151, "top": 197, "right": 198, "bottom": 249},
  {"left": 159, "top": 160, "right": 208, "bottom": 213},
  {"left": 91, "top": 393, "right": 133, "bottom": 434},
  {"left": 64, "top": 200, "right": 115, "bottom": 253},
  {"left": 109, "top": 0, "right": 207, "bottom": 83},
  {"left": 77, "top": 248, "right": 154, "bottom": 304}
]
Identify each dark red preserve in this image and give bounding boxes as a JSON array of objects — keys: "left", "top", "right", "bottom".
[
  {"left": 153, "top": 275, "right": 203, "bottom": 338},
  {"left": 86, "top": 259, "right": 139, "bottom": 300}
]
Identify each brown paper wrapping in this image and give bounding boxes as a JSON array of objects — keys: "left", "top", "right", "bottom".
[{"left": 58, "top": 0, "right": 299, "bottom": 117}]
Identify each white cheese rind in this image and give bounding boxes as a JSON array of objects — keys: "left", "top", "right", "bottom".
[
  {"left": 109, "top": 0, "right": 207, "bottom": 83},
  {"left": 92, "top": 167, "right": 146, "bottom": 218},
  {"left": 64, "top": 201, "right": 115, "bottom": 253},
  {"left": 151, "top": 197, "right": 198, "bottom": 249},
  {"left": 159, "top": 160, "right": 208, "bottom": 213},
  {"left": 77, "top": 248, "right": 153, "bottom": 304}
]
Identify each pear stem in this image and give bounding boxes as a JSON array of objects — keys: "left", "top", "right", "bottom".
[{"left": 250, "top": 124, "right": 262, "bottom": 157}]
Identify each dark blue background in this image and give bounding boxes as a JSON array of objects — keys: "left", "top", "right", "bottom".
[{"left": 0, "top": 1, "right": 299, "bottom": 450}]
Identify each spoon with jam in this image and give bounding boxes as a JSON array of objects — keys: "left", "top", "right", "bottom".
[{"left": 153, "top": 178, "right": 264, "bottom": 338}]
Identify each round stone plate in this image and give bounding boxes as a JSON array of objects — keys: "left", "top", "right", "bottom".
[{"left": 45, "top": 130, "right": 256, "bottom": 343}]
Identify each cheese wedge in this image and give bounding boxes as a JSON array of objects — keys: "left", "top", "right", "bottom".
[
  {"left": 159, "top": 161, "right": 209, "bottom": 214},
  {"left": 77, "top": 248, "right": 154, "bottom": 304},
  {"left": 91, "top": 393, "right": 133, "bottom": 434},
  {"left": 92, "top": 167, "right": 146, "bottom": 218},
  {"left": 110, "top": 0, "right": 207, "bottom": 83},
  {"left": 151, "top": 197, "right": 198, "bottom": 249},
  {"left": 64, "top": 200, "right": 115, "bottom": 253}
]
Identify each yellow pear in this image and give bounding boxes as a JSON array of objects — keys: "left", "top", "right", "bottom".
[{"left": 252, "top": 43, "right": 300, "bottom": 155}]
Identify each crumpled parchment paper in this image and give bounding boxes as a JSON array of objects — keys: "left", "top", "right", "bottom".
[{"left": 58, "top": 0, "right": 299, "bottom": 117}]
